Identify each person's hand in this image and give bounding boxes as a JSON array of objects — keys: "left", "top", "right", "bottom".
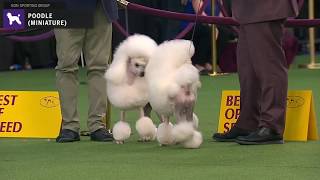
[{"left": 181, "top": 0, "right": 188, "bottom": 6}]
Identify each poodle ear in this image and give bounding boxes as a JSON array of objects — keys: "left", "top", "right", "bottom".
[
  {"left": 105, "top": 59, "right": 127, "bottom": 85},
  {"left": 167, "top": 83, "right": 180, "bottom": 99},
  {"left": 188, "top": 41, "right": 195, "bottom": 57},
  {"left": 196, "top": 81, "right": 201, "bottom": 89}
]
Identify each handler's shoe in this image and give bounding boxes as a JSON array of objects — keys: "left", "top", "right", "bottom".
[
  {"left": 235, "top": 127, "right": 284, "bottom": 145},
  {"left": 90, "top": 128, "right": 113, "bottom": 142},
  {"left": 212, "top": 126, "right": 250, "bottom": 142},
  {"left": 56, "top": 129, "right": 80, "bottom": 143}
]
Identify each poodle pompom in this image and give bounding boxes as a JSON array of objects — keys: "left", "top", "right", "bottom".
[
  {"left": 182, "top": 130, "right": 203, "bottom": 149},
  {"left": 135, "top": 116, "right": 157, "bottom": 141},
  {"left": 156, "top": 122, "right": 175, "bottom": 145},
  {"left": 192, "top": 113, "right": 199, "bottom": 129},
  {"left": 172, "top": 122, "right": 194, "bottom": 143},
  {"left": 112, "top": 121, "right": 131, "bottom": 143}
]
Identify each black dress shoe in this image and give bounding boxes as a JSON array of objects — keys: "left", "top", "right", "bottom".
[
  {"left": 56, "top": 129, "right": 80, "bottom": 143},
  {"left": 90, "top": 128, "right": 113, "bottom": 142},
  {"left": 212, "top": 126, "right": 251, "bottom": 142},
  {"left": 235, "top": 127, "right": 284, "bottom": 145}
]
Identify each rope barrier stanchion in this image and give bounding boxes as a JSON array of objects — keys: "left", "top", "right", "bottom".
[
  {"left": 106, "top": 48, "right": 113, "bottom": 130},
  {"left": 209, "top": 0, "right": 219, "bottom": 76},
  {"left": 299, "top": 0, "right": 320, "bottom": 69},
  {"left": 210, "top": 0, "right": 231, "bottom": 77}
]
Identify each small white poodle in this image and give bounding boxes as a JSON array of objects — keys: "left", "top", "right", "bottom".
[
  {"left": 105, "top": 34, "right": 158, "bottom": 144},
  {"left": 146, "top": 39, "right": 203, "bottom": 148}
]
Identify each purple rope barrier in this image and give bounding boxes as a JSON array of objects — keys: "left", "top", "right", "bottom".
[
  {"left": 0, "top": 29, "right": 10, "bottom": 33},
  {"left": 216, "top": 0, "right": 239, "bottom": 34},
  {"left": 113, "top": 0, "right": 210, "bottom": 39},
  {"left": 6, "top": 30, "right": 55, "bottom": 42},
  {"left": 175, "top": 23, "right": 195, "bottom": 39},
  {"left": 216, "top": 0, "right": 230, "bottom": 18},
  {"left": 128, "top": 2, "right": 239, "bottom": 26},
  {"left": 0, "top": 28, "right": 22, "bottom": 33},
  {"left": 286, "top": 19, "right": 320, "bottom": 27},
  {"left": 0, "top": 0, "right": 314, "bottom": 42},
  {"left": 113, "top": 21, "right": 130, "bottom": 37},
  {"left": 126, "top": 2, "right": 320, "bottom": 27}
]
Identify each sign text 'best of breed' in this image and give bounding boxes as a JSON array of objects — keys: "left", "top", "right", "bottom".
[
  {"left": 0, "top": 91, "right": 61, "bottom": 138},
  {"left": 218, "top": 90, "right": 318, "bottom": 141}
]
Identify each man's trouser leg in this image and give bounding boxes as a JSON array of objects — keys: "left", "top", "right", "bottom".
[
  {"left": 54, "top": 29, "right": 85, "bottom": 132},
  {"left": 235, "top": 25, "right": 260, "bottom": 132},
  {"left": 243, "top": 20, "right": 288, "bottom": 135},
  {"left": 83, "top": 2, "right": 112, "bottom": 132}
]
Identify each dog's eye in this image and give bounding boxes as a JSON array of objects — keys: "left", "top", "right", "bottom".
[{"left": 135, "top": 63, "right": 139, "bottom": 67}]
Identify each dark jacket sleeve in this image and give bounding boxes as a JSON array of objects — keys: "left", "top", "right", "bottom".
[{"left": 101, "top": 0, "right": 118, "bottom": 21}]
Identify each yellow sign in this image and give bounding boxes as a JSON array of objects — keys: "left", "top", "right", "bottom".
[
  {"left": 218, "top": 90, "right": 319, "bottom": 141},
  {"left": 0, "top": 91, "right": 61, "bottom": 138}
]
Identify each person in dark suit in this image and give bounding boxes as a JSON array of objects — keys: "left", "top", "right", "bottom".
[
  {"left": 55, "top": 0, "right": 118, "bottom": 143},
  {"left": 213, "top": 0, "right": 299, "bottom": 145}
]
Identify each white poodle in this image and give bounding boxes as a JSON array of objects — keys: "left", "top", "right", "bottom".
[
  {"left": 145, "top": 39, "right": 203, "bottom": 148},
  {"left": 105, "top": 34, "right": 157, "bottom": 144}
]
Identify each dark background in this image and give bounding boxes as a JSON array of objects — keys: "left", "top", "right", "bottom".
[{"left": 0, "top": 0, "right": 319, "bottom": 71}]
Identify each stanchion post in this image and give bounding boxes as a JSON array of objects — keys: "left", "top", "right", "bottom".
[
  {"left": 299, "top": 0, "right": 320, "bottom": 69},
  {"left": 209, "top": 0, "right": 228, "bottom": 76},
  {"left": 105, "top": 100, "right": 111, "bottom": 130},
  {"left": 209, "top": 0, "right": 218, "bottom": 76},
  {"left": 105, "top": 47, "right": 112, "bottom": 130}
]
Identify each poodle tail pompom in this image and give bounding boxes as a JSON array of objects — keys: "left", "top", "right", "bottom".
[
  {"left": 112, "top": 121, "right": 131, "bottom": 142},
  {"left": 156, "top": 122, "right": 175, "bottom": 145},
  {"left": 182, "top": 130, "right": 203, "bottom": 149},
  {"left": 172, "top": 122, "right": 194, "bottom": 143},
  {"left": 135, "top": 116, "right": 157, "bottom": 140}
]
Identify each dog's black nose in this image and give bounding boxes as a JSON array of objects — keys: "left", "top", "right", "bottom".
[{"left": 140, "top": 72, "right": 145, "bottom": 77}]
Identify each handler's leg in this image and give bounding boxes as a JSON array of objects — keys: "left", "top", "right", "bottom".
[
  {"left": 246, "top": 20, "right": 287, "bottom": 135},
  {"left": 212, "top": 25, "right": 260, "bottom": 141},
  {"left": 83, "top": 2, "right": 113, "bottom": 141},
  {"left": 235, "top": 20, "right": 287, "bottom": 145},
  {"left": 234, "top": 25, "right": 261, "bottom": 131},
  {"left": 55, "top": 29, "right": 85, "bottom": 132},
  {"left": 54, "top": 28, "right": 85, "bottom": 142}
]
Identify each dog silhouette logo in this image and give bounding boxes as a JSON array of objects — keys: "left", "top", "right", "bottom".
[
  {"left": 3, "top": 9, "right": 25, "bottom": 30},
  {"left": 7, "top": 12, "right": 22, "bottom": 25}
]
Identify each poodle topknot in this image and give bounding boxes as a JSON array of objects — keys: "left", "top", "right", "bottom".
[
  {"left": 106, "top": 34, "right": 158, "bottom": 86},
  {"left": 105, "top": 34, "right": 158, "bottom": 110}
]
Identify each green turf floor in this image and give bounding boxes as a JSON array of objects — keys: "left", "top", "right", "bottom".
[{"left": 0, "top": 55, "right": 319, "bottom": 180}]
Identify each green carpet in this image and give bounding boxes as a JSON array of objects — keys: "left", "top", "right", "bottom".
[{"left": 0, "top": 55, "right": 319, "bottom": 180}]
